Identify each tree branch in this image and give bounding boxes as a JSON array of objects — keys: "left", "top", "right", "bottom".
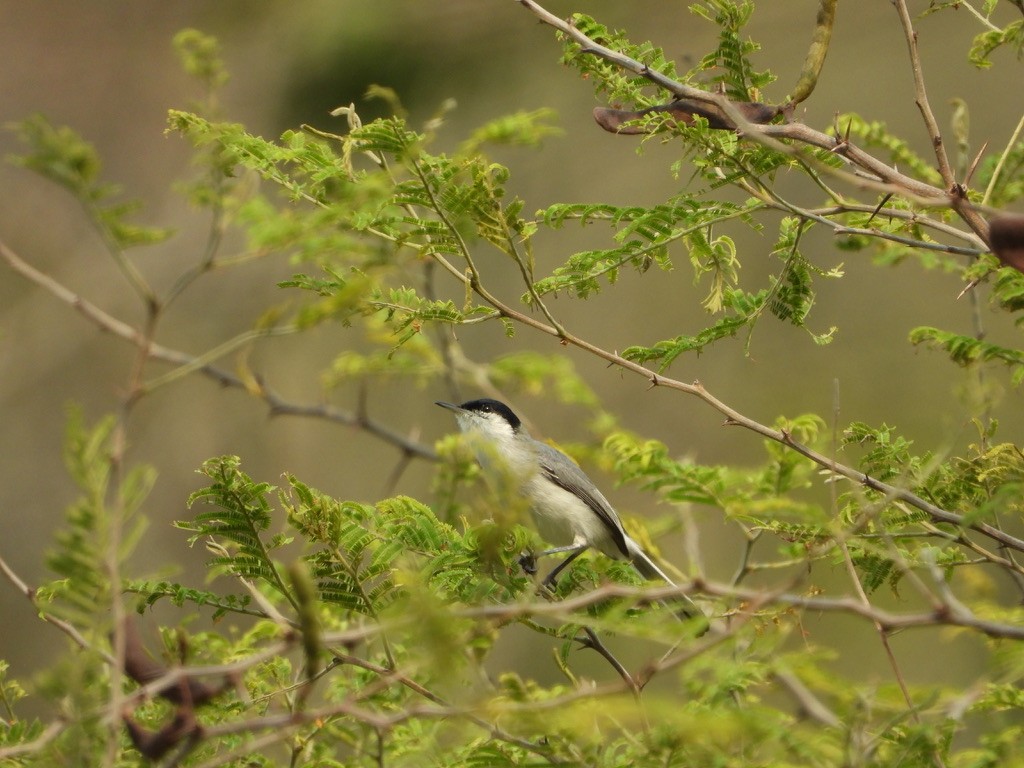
[
  {"left": 0, "top": 240, "right": 437, "bottom": 463},
  {"left": 515, "top": 0, "right": 993, "bottom": 247}
]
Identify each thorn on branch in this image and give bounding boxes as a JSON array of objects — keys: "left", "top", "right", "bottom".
[
  {"left": 957, "top": 277, "right": 982, "bottom": 300},
  {"left": 829, "top": 115, "right": 853, "bottom": 154},
  {"left": 865, "top": 194, "right": 893, "bottom": 225},
  {"left": 964, "top": 141, "right": 988, "bottom": 188}
]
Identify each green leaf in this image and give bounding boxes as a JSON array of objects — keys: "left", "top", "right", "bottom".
[
  {"left": 969, "top": 19, "right": 1024, "bottom": 68},
  {"left": 180, "top": 456, "right": 286, "bottom": 592},
  {"left": 910, "top": 326, "right": 1024, "bottom": 381},
  {"left": 459, "top": 108, "right": 561, "bottom": 154},
  {"left": 689, "top": 0, "right": 774, "bottom": 100},
  {"left": 10, "top": 115, "right": 173, "bottom": 248},
  {"left": 125, "top": 579, "right": 255, "bottom": 620},
  {"left": 173, "top": 28, "right": 228, "bottom": 90}
]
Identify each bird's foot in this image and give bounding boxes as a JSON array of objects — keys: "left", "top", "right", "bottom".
[
  {"left": 517, "top": 551, "right": 538, "bottom": 576},
  {"left": 539, "top": 574, "right": 560, "bottom": 594}
]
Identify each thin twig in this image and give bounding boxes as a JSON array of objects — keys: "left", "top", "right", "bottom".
[
  {"left": 0, "top": 240, "right": 437, "bottom": 462},
  {"left": 577, "top": 626, "right": 638, "bottom": 694},
  {"left": 333, "top": 651, "right": 562, "bottom": 762},
  {"left": 981, "top": 112, "right": 1024, "bottom": 208},
  {"left": 454, "top": 580, "right": 1024, "bottom": 641},
  {"left": 0, "top": 554, "right": 113, "bottom": 662},
  {"left": 772, "top": 668, "right": 842, "bottom": 728},
  {"left": 892, "top": 0, "right": 955, "bottom": 188}
]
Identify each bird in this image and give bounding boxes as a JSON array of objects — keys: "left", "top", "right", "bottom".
[{"left": 436, "top": 398, "right": 702, "bottom": 620}]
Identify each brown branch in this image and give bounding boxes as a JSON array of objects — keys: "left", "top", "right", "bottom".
[
  {"left": 516, "top": 0, "right": 994, "bottom": 248},
  {"left": 772, "top": 668, "right": 842, "bottom": 728},
  {"left": 892, "top": 0, "right": 955, "bottom": 188},
  {"left": 737, "top": 178, "right": 985, "bottom": 258},
  {"left": 577, "top": 626, "right": 639, "bottom": 694},
  {"left": 836, "top": 536, "right": 938, "bottom": 763},
  {"left": 891, "top": 0, "right": 989, "bottom": 258},
  {"left": 458, "top": 579, "right": 1024, "bottom": 641}
]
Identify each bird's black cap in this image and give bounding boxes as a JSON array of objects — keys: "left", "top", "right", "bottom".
[{"left": 435, "top": 398, "right": 521, "bottom": 430}]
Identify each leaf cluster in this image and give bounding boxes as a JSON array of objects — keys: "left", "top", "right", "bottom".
[{"left": 9, "top": 115, "right": 173, "bottom": 249}]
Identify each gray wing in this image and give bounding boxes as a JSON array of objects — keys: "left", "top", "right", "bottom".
[{"left": 535, "top": 442, "right": 629, "bottom": 557}]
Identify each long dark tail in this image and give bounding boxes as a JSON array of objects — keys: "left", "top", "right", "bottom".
[{"left": 627, "top": 538, "right": 705, "bottom": 625}]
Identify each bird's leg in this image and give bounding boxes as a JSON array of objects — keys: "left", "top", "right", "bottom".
[
  {"left": 518, "top": 543, "right": 586, "bottom": 579},
  {"left": 539, "top": 545, "right": 587, "bottom": 591}
]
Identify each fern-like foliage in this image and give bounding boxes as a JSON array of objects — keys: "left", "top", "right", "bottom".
[
  {"left": 534, "top": 197, "right": 759, "bottom": 300},
  {"left": 284, "top": 476, "right": 525, "bottom": 614},
  {"left": 169, "top": 110, "right": 550, "bottom": 353},
  {"left": 179, "top": 456, "right": 293, "bottom": 600},
  {"left": 9, "top": 115, "right": 173, "bottom": 249},
  {"left": 992, "top": 266, "right": 1024, "bottom": 317},
  {"left": 968, "top": 18, "right": 1024, "bottom": 68},
  {"left": 843, "top": 420, "right": 1024, "bottom": 525},
  {"left": 621, "top": 289, "right": 765, "bottom": 368},
  {"left": 125, "top": 580, "right": 256, "bottom": 620},
  {"left": 559, "top": 14, "right": 682, "bottom": 108},
  {"left": 43, "top": 408, "right": 153, "bottom": 625},
  {"left": 910, "top": 326, "right": 1024, "bottom": 385},
  {"left": 604, "top": 414, "right": 826, "bottom": 528},
  {"left": 172, "top": 458, "right": 532, "bottom": 623},
  {"left": 689, "top": 0, "right": 775, "bottom": 100}
]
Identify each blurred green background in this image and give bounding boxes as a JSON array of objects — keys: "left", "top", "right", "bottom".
[{"left": 1, "top": 0, "right": 1021, "bottom": 705}]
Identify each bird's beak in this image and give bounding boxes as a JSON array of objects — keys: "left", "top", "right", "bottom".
[{"left": 435, "top": 401, "right": 464, "bottom": 414}]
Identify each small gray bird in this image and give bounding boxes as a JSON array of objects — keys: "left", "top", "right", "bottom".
[{"left": 436, "top": 398, "right": 702, "bottom": 620}]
